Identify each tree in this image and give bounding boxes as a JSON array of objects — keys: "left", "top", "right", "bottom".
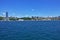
[
  {"left": 0, "top": 16, "right": 3, "bottom": 20},
  {"left": 9, "top": 17, "right": 17, "bottom": 21},
  {"left": 21, "top": 17, "right": 32, "bottom": 20}
]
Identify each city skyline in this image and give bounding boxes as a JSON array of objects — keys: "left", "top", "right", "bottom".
[{"left": 0, "top": 0, "right": 60, "bottom": 17}]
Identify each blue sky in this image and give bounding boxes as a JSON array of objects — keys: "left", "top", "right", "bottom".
[{"left": 0, "top": 0, "right": 60, "bottom": 17}]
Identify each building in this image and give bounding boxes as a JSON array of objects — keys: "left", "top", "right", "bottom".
[
  {"left": 5, "top": 12, "right": 9, "bottom": 21},
  {"left": 18, "top": 19, "right": 24, "bottom": 21}
]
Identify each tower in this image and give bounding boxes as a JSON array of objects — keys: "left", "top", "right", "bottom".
[{"left": 6, "top": 12, "right": 9, "bottom": 21}]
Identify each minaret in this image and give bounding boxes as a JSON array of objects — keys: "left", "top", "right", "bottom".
[{"left": 6, "top": 12, "right": 9, "bottom": 21}]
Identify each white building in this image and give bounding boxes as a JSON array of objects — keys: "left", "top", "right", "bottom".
[{"left": 18, "top": 19, "right": 24, "bottom": 21}]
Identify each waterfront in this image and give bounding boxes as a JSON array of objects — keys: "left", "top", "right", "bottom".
[{"left": 0, "top": 21, "right": 60, "bottom": 40}]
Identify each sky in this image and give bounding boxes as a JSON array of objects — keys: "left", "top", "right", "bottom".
[{"left": 0, "top": 0, "right": 60, "bottom": 17}]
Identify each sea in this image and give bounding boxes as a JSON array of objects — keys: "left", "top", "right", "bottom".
[{"left": 0, "top": 21, "right": 60, "bottom": 40}]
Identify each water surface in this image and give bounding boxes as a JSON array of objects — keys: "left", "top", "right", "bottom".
[{"left": 0, "top": 21, "right": 60, "bottom": 40}]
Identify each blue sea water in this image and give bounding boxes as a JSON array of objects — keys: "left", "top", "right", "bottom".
[{"left": 0, "top": 21, "right": 60, "bottom": 40}]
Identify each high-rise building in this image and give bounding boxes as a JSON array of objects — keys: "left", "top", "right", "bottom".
[{"left": 5, "top": 12, "right": 9, "bottom": 21}]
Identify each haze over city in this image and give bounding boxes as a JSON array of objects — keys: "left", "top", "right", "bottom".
[{"left": 0, "top": 0, "right": 60, "bottom": 17}]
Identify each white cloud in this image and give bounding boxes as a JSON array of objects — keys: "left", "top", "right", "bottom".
[
  {"left": 12, "top": 13, "right": 15, "bottom": 15},
  {"left": 24, "top": 15, "right": 29, "bottom": 17},
  {"left": 3, "top": 12, "right": 5, "bottom": 15},
  {"left": 32, "top": 9, "right": 35, "bottom": 11}
]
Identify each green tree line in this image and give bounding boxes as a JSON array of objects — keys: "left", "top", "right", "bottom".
[{"left": 0, "top": 16, "right": 60, "bottom": 21}]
